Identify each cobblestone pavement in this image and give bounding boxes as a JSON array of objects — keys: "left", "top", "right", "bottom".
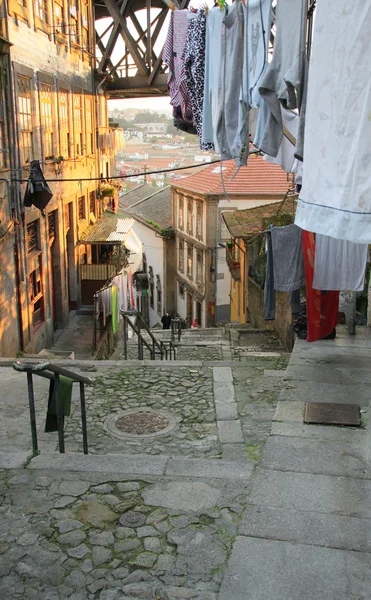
[
  {"left": 0, "top": 467, "right": 249, "bottom": 600},
  {"left": 65, "top": 366, "right": 219, "bottom": 458},
  {"left": 62, "top": 356, "right": 289, "bottom": 459}
]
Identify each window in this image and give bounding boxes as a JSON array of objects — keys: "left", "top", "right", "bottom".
[
  {"left": 85, "top": 94, "right": 93, "bottom": 154},
  {"left": 59, "top": 89, "right": 70, "bottom": 158},
  {"left": 55, "top": 0, "right": 66, "bottom": 35},
  {"left": 34, "top": 0, "right": 49, "bottom": 23},
  {"left": 187, "top": 200, "right": 193, "bottom": 235},
  {"left": 178, "top": 195, "right": 184, "bottom": 230},
  {"left": 179, "top": 283, "right": 184, "bottom": 298},
  {"left": 29, "top": 258, "right": 44, "bottom": 327},
  {"left": 40, "top": 83, "right": 53, "bottom": 159},
  {"left": 178, "top": 239, "right": 184, "bottom": 273},
  {"left": 81, "top": 0, "right": 89, "bottom": 51},
  {"left": 78, "top": 196, "right": 85, "bottom": 221},
  {"left": 196, "top": 203, "right": 203, "bottom": 239},
  {"left": 70, "top": 0, "right": 79, "bottom": 44},
  {"left": 27, "top": 220, "right": 39, "bottom": 254},
  {"left": 17, "top": 75, "right": 33, "bottom": 165},
  {"left": 187, "top": 244, "right": 193, "bottom": 279},
  {"left": 89, "top": 191, "right": 95, "bottom": 215},
  {"left": 73, "top": 93, "right": 83, "bottom": 155},
  {"left": 196, "top": 252, "right": 203, "bottom": 284},
  {"left": 0, "top": 72, "right": 7, "bottom": 169},
  {"left": 48, "top": 211, "right": 56, "bottom": 241}
]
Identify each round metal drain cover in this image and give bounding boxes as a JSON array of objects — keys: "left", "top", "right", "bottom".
[
  {"left": 116, "top": 411, "right": 169, "bottom": 435},
  {"left": 104, "top": 408, "right": 178, "bottom": 440},
  {"left": 119, "top": 511, "right": 146, "bottom": 528}
]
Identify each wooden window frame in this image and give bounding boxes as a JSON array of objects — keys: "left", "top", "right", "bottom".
[
  {"left": 8, "top": 0, "right": 31, "bottom": 26},
  {"left": 196, "top": 203, "right": 203, "bottom": 240},
  {"left": 58, "top": 87, "right": 71, "bottom": 158},
  {"left": 78, "top": 195, "right": 86, "bottom": 221},
  {"left": 84, "top": 92, "right": 93, "bottom": 155},
  {"left": 178, "top": 195, "right": 184, "bottom": 230},
  {"left": 178, "top": 239, "right": 184, "bottom": 273},
  {"left": 187, "top": 199, "right": 193, "bottom": 236},
  {"left": 33, "top": 0, "right": 51, "bottom": 36},
  {"left": 89, "top": 191, "right": 95, "bottom": 215},
  {"left": 73, "top": 91, "right": 83, "bottom": 156},
  {"left": 17, "top": 74, "right": 33, "bottom": 166},
  {"left": 39, "top": 81, "right": 54, "bottom": 160},
  {"left": 196, "top": 251, "right": 203, "bottom": 284},
  {"left": 187, "top": 244, "right": 193, "bottom": 280}
]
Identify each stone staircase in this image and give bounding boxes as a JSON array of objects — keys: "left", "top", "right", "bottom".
[{"left": 112, "top": 325, "right": 287, "bottom": 363}]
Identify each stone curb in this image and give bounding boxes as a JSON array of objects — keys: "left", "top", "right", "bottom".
[{"left": 0, "top": 451, "right": 256, "bottom": 481}]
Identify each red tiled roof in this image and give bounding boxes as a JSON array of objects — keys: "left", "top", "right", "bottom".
[{"left": 170, "top": 155, "right": 290, "bottom": 196}]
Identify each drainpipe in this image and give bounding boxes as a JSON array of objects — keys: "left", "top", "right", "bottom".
[{"left": 95, "top": 76, "right": 107, "bottom": 216}]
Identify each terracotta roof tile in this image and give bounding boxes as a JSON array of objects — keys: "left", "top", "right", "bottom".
[
  {"left": 223, "top": 197, "right": 297, "bottom": 238},
  {"left": 171, "top": 155, "right": 290, "bottom": 196}
]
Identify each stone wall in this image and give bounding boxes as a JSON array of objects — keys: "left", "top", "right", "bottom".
[{"left": 247, "top": 277, "right": 293, "bottom": 350}]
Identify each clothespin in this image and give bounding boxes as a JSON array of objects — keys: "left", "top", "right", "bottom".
[
  {"left": 217, "top": 0, "right": 226, "bottom": 9},
  {"left": 169, "top": 2, "right": 175, "bottom": 11},
  {"left": 201, "top": 3, "right": 208, "bottom": 14}
]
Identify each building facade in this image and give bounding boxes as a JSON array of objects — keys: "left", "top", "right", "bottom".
[
  {"left": 119, "top": 184, "right": 174, "bottom": 328},
  {"left": 170, "top": 157, "right": 290, "bottom": 327},
  {"left": 0, "top": 0, "right": 117, "bottom": 356}
]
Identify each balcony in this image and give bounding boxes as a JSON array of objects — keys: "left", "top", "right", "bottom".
[{"left": 226, "top": 247, "right": 241, "bottom": 281}]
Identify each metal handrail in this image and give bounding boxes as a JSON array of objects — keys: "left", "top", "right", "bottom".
[
  {"left": 121, "top": 312, "right": 155, "bottom": 360},
  {"left": 13, "top": 361, "right": 93, "bottom": 455},
  {"left": 171, "top": 317, "right": 182, "bottom": 343},
  {"left": 121, "top": 309, "right": 165, "bottom": 360}
]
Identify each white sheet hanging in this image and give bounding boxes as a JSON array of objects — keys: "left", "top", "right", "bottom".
[
  {"left": 295, "top": 0, "right": 371, "bottom": 243},
  {"left": 312, "top": 235, "right": 368, "bottom": 292}
]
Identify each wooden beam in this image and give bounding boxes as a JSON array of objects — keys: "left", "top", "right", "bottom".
[
  {"left": 99, "top": 0, "right": 130, "bottom": 74},
  {"left": 102, "top": 0, "right": 147, "bottom": 76}
]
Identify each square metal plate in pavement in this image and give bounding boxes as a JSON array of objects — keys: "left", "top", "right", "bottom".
[{"left": 304, "top": 402, "right": 361, "bottom": 427}]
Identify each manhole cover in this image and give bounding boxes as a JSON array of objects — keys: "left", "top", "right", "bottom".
[
  {"left": 104, "top": 408, "right": 178, "bottom": 440},
  {"left": 304, "top": 402, "right": 361, "bottom": 427},
  {"left": 116, "top": 411, "right": 169, "bottom": 435},
  {"left": 119, "top": 511, "right": 146, "bottom": 528}
]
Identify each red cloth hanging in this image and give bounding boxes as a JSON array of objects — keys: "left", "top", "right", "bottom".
[{"left": 302, "top": 230, "right": 339, "bottom": 342}]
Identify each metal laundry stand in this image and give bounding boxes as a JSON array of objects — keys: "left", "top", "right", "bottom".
[{"left": 13, "top": 361, "right": 93, "bottom": 455}]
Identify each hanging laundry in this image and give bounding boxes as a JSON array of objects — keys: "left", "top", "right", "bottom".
[
  {"left": 242, "top": 0, "right": 272, "bottom": 109},
  {"left": 24, "top": 160, "right": 53, "bottom": 211},
  {"left": 271, "top": 224, "right": 305, "bottom": 292},
  {"left": 202, "top": 6, "right": 225, "bottom": 149},
  {"left": 302, "top": 230, "right": 339, "bottom": 342},
  {"left": 295, "top": 0, "right": 371, "bottom": 243},
  {"left": 258, "top": 0, "right": 307, "bottom": 158},
  {"left": 313, "top": 236, "right": 368, "bottom": 293},
  {"left": 163, "top": 9, "right": 197, "bottom": 125},
  {"left": 183, "top": 10, "right": 214, "bottom": 151},
  {"left": 215, "top": 1, "right": 249, "bottom": 166},
  {"left": 264, "top": 232, "right": 276, "bottom": 321},
  {"left": 111, "top": 285, "right": 119, "bottom": 334},
  {"left": 263, "top": 108, "right": 300, "bottom": 174}
]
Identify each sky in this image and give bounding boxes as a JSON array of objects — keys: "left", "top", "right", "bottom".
[{"left": 102, "top": 0, "right": 215, "bottom": 113}]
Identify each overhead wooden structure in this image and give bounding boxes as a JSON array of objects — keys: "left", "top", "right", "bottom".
[{"left": 94, "top": 0, "right": 190, "bottom": 98}]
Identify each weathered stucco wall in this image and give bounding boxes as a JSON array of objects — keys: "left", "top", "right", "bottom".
[{"left": 247, "top": 277, "right": 293, "bottom": 350}]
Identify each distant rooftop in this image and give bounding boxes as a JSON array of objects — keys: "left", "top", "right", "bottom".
[
  {"left": 120, "top": 184, "right": 172, "bottom": 230},
  {"left": 171, "top": 155, "right": 290, "bottom": 196}
]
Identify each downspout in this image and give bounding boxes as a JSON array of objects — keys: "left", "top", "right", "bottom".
[{"left": 9, "top": 58, "right": 26, "bottom": 350}]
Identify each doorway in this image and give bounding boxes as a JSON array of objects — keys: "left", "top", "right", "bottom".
[
  {"left": 196, "top": 301, "right": 202, "bottom": 328},
  {"left": 186, "top": 292, "right": 193, "bottom": 326}
]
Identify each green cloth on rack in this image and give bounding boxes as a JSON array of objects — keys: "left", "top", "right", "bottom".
[
  {"left": 45, "top": 376, "right": 73, "bottom": 433},
  {"left": 112, "top": 285, "right": 119, "bottom": 334}
]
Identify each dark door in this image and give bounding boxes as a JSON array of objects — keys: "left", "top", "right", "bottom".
[{"left": 186, "top": 292, "right": 193, "bottom": 326}]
